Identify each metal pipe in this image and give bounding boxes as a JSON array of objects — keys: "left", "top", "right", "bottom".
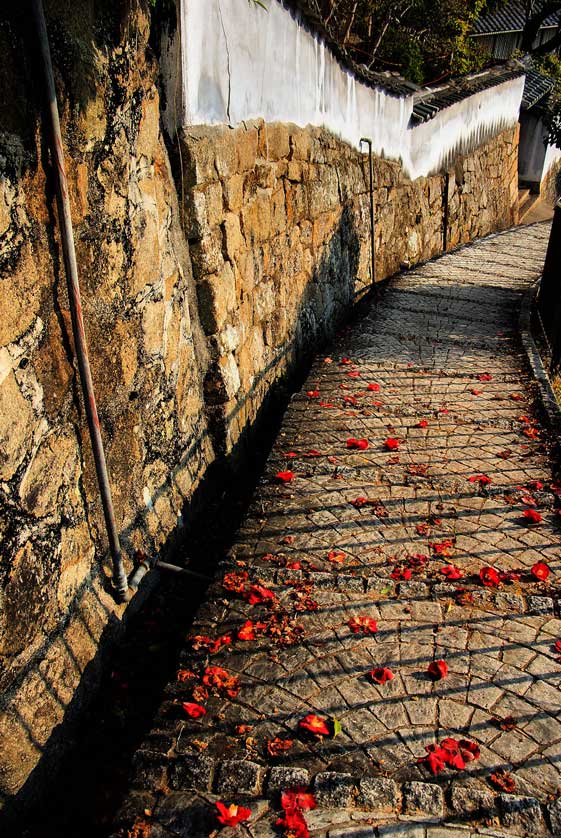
[
  {"left": 32, "top": 0, "right": 129, "bottom": 602},
  {"left": 359, "top": 138, "right": 376, "bottom": 288},
  {"left": 442, "top": 172, "right": 450, "bottom": 252},
  {"left": 128, "top": 558, "right": 211, "bottom": 592}
]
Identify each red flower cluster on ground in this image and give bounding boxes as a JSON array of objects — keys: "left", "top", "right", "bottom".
[
  {"left": 202, "top": 666, "right": 240, "bottom": 698},
  {"left": 427, "top": 660, "right": 448, "bottom": 680},
  {"left": 480, "top": 566, "right": 501, "bottom": 587},
  {"left": 468, "top": 474, "right": 492, "bottom": 486},
  {"left": 182, "top": 702, "right": 206, "bottom": 718},
  {"left": 348, "top": 616, "right": 378, "bottom": 634},
  {"left": 298, "top": 714, "right": 331, "bottom": 737},
  {"left": 215, "top": 801, "right": 251, "bottom": 827},
  {"left": 384, "top": 437, "right": 400, "bottom": 450},
  {"left": 276, "top": 470, "right": 294, "bottom": 483},
  {"left": 369, "top": 667, "right": 394, "bottom": 684},
  {"left": 523, "top": 509, "right": 542, "bottom": 524},
  {"left": 277, "top": 787, "right": 316, "bottom": 838},
  {"left": 190, "top": 633, "right": 232, "bottom": 654},
  {"left": 531, "top": 561, "right": 550, "bottom": 581},
  {"left": 418, "top": 737, "right": 480, "bottom": 775},
  {"left": 346, "top": 437, "right": 369, "bottom": 450},
  {"left": 440, "top": 565, "right": 463, "bottom": 579}
]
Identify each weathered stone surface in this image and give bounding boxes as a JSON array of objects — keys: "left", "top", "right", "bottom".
[
  {"left": 358, "top": 777, "right": 399, "bottom": 812},
  {"left": 499, "top": 794, "right": 545, "bottom": 833},
  {"left": 267, "top": 766, "right": 310, "bottom": 795},
  {"left": 402, "top": 782, "right": 444, "bottom": 817},
  {"left": 168, "top": 754, "right": 215, "bottom": 791},
  {"left": 313, "top": 772, "right": 356, "bottom": 807},
  {"left": 216, "top": 760, "right": 265, "bottom": 797},
  {"left": 450, "top": 782, "right": 496, "bottom": 818}
]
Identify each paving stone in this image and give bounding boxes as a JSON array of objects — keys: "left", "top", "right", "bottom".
[
  {"left": 378, "top": 824, "right": 426, "bottom": 837},
  {"left": 266, "top": 765, "right": 310, "bottom": 795},
  {"left": 313, "top": 772, "right": 356, "bottom": 807},
  {"left": 357, "top": 776, "right": 399, "bottom": 812},
  {"left": 216, "top": 760, "right": 266, "bottom": 796},
  {"left": 546, "top": 796, "right": 561, "bottom": 835},
  {"left": 129, "top": 750, "right": 168, "bottom": 790},
  {"left": 402, "top": 781, "right": 444, "bottom": 817},
  {"left": 450, "top": 782, "right": 496, "bottom": 817},
  {"left": 527, "top": 596, "right": 555, "bottom": 615},
  {"left": 499, "top": 793, "right": 545, "bottom": 833},
  {"left": 168, "top": 753, "right": 215, "bottom": 791},
  {"left": 329, "top": 827, "right": 375, "bottom": 838},
  {"left": 494, "top": 593, "right": 525, "bottom": 613}
]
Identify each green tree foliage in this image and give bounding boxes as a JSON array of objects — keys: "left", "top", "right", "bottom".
[{"left": 309, "top": 0, "right": 490, "bottom": 84}]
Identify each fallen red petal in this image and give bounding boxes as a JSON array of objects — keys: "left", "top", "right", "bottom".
[{"left": 427, "top": 660, "right": 448, "bottom": 680}]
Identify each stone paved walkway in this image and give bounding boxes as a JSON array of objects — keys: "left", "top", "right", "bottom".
[{"left": 112, "top": 223, "right": 561, "bottom": 838}]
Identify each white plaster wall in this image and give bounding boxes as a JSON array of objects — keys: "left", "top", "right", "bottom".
[
  {"left": 177, "top": 0, "right": 524, "bottom": 180},
  {"left": 180, "top": 0, "right": 411, "bottom": 163},
  {"left": 543, "top": 141, "right": 561, "bottom": 188},
  {"left": 407, "top": 76, "right": 525, "bottom": 177}
]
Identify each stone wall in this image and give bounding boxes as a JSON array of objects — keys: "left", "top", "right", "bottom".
[
  {"left": 0, "top": 1, "right": 519, "bottom": 813},
  {"left": 0, "top": 0, "right": 215, "bottom": 811},
  {"left": 181, "top": 120, "right": 520, "bottom": 453}
]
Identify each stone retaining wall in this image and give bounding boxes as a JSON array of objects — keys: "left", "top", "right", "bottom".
[
  {"left": 181, "top": 120, "right": 519, "bottom": 452},
  {"left": 0, "top": 2, "right": 519, "bottom": 813}
]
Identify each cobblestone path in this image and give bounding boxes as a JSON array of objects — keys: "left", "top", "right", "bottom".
[{"left": 113, "top": 223, "right": 561, "bottom": 838}]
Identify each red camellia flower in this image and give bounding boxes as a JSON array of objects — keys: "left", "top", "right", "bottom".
[
  {"left": 346, "top": 438, "right": 369, "bottom": 450},
  {"left": 369, "top": 667, "right": 394, "bottom": 684},
  {"left": 202, "top": 666, "right": 240, "bottom": 698},
  {"left": 528, "top": 480, "right": 544, "bottom": 490},
  {"left": 555, "top": 640, "right": 561, "bottom": 653},
  {"left": 182, "top": 702, "right": 206, "bottom": 718},
  {"left": 523, "top": 509, "right": 542, "bottom": 524},
  {"left": 306, "top": 390, "right": 320, "bottom": 398},
  {"left": 385, "top": 437, "right": 400, "bottom": 450},
  {"left": 348, "top": 616, "right": 378, "bottom": 634},
  {"left": 480, "top": 566, "right": 501, "bottom": 587},
  {"left": 276, "top": 470, "right": 294, "bottom": 483},
  {"left": 351, "top": 496, "right": 368, "bottom": 508},
  {"left": 478, "top": 373, "right": 492, "bottom": 381},
  {"left": 427, "top": 660, "right": 448, "bottom": 680},
  {"left": 280, "top": 789, "right": 317, "bottom": 813},
  {"left": 246, "top": 583, "right": 277, "bottom": 605},
  {"left": 459, "top": 739, "right": 480, "bottom": 762},
  {"left": 347, "top": 370, "right": 360, "bottom": 378},
  {"left": 237, "top": 619, "right": 267, "bottom": 641},
  {"left": 531, "top": 562, "right": 550, "bottom": 581},
  {"left": 468, "top": 474, "right": 492, "bottom": 486},
  {"left": 440, "top": 565, "right": 463, "bottom": 580},
  {"left": 417, "top": 419, "right": 429, "bottom": 428},
  {"left": 471, "top": 388, "right": 482, "bottom": 395},
  {"left": 215, "top": 801, "right": 252, "bottom": 827},
  {"left": 298, "top": 714, "right": 331, "bottom": 737},
  {"left": 367, "top": 382, "right": 381, "bottom": 391},
  {"left": 391, "top": 565, "right": 412, "bottom": 580},
  {"left": 418, "top": 736, "right": 480, "bottom": 776}
]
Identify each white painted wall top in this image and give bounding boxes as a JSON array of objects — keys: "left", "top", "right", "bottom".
[{"left": 178, "top": 0, "right": 524, "bottom": 180}]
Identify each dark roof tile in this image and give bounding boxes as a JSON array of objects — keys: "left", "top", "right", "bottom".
[{"left": 472, "top": 0, "right": 560, "bottom": 35}]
